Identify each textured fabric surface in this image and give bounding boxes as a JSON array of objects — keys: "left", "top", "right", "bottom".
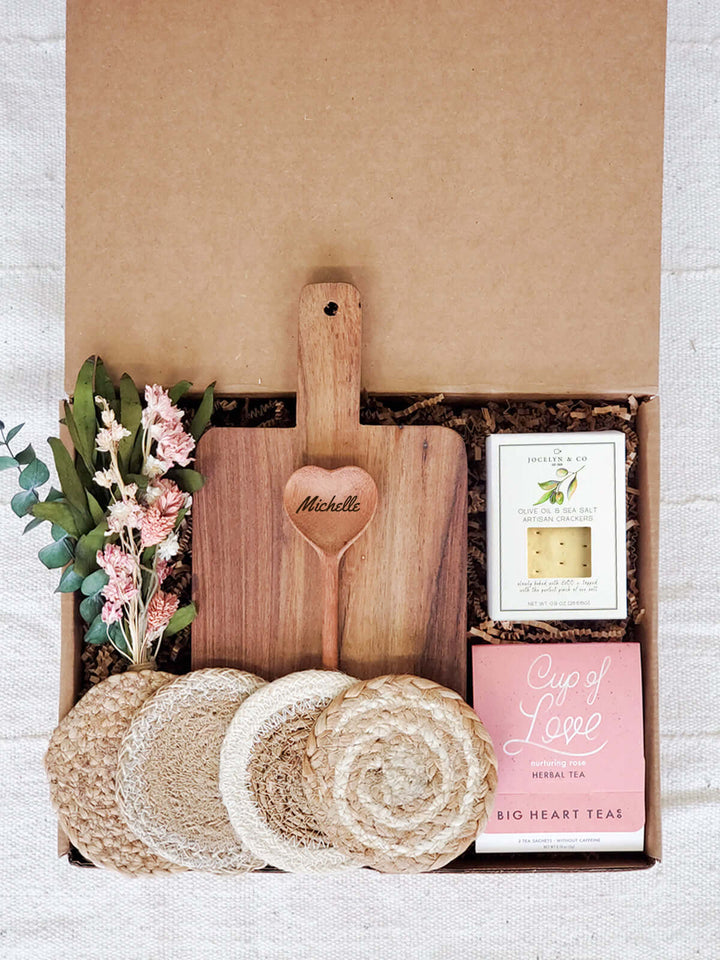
[{"left": 0, "top": 0, "right": 718, "bottom": 956}]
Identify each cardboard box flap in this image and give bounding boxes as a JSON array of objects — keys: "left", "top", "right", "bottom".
[{"left": 67, "top": 1, "right": 665, "bottom": 398}]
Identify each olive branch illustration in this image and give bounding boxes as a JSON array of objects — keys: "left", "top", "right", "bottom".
[{"left": 533, "top": 465, "right": 585, "bottom": 506}]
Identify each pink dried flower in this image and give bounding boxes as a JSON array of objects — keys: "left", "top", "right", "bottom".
[
  {"left": 96, "top": 543, "right": 136, "bottom": 579},
  {"left": 142, "top": 385, "right": 184, "bottom": 430},
  {"left": 156, "top": 560, "right": 171, "bottom": 585},
  {"left": 140, "top": 512, "right": 176, "bottom": 548},
  {"left": 146, "top": 590, "right": 180, "bottom": 633},
  {"left": 140, "top": 479, "right": 187, "bottom": 547},
  {"left": 101, "top": 599, "right": 123, "bottom": 625},
  {"left": 156, "top": 423, "right": 195, "bottom": 468},
  {"left": 96, "top": 543, "right": 138, "bottom": 615}
]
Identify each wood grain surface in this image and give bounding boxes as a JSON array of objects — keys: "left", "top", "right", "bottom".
[{"left": 192, "top": 283, "right": 467, "bottom": 694}]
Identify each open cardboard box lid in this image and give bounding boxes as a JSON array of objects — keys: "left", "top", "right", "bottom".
[{"left": 66, "top": 0, "right": 665, "bottom": 398}]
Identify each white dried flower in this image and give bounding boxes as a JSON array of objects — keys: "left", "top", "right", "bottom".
[
  {"left": 96, "top": 420, "right": 131, "bottom": 453},
  {"left": 143, "top": 454, "right": 169, "bottom": 481},
  {"left": 157, "top": 531, "right": 180, "bottom": 561},
  {"left": 107, "top": 500, "right": 143, "bottom": 533},
  {"left": 93, "top": 468, "right": 116, "bottom": 489}
]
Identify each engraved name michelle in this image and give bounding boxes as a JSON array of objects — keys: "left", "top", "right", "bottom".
[{"left": 295, "top": 495, "right": 361, "bottom": 513}]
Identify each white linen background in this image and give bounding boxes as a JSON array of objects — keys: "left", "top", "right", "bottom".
[{"left": 0, "top": 1, "right": 717, "bottom": 957}]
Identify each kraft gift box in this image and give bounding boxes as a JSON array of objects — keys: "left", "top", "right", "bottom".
[{"left": 61, "top": 0, "right": 665, "bottom": 871}]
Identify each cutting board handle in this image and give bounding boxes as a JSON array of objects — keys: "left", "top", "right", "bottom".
[{"left": 296, "top": 282, "right": 362, "bottom": 459}]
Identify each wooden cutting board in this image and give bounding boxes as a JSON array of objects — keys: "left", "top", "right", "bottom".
[{"left": 192, "top": 283, "right": 467, "bottom": 694}]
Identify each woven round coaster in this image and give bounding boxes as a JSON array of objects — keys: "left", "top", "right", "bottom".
[
  {"left": 116, "top": 667, "right": 266, "bottom": 873},
  {"left": 303, "top": 674, "right": 498, "bottom": 873},
  {"left": 219, "top": 670, "right": 360, "bottom": 873},
  {"left": 45, "top": 670, "right": 183, "bottom": 875}
]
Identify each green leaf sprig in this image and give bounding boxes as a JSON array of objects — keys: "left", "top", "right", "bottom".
[{"left": 534, "top": 465, "right": 585, "bottom": 506}]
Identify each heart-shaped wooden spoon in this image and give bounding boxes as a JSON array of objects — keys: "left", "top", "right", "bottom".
[{"left": 283, "top": 466, "right": 378, "bottom": 669}]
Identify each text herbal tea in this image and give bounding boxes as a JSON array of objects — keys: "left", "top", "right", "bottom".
[{"left": 472, "top": 642, "right": 645, "bottom": 854}]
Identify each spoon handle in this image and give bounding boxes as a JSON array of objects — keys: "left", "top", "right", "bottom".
[{"left": 320, "top": 552, "right": 341, "bottom": 669}]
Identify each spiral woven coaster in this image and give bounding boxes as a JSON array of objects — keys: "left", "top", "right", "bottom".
[
  {"left": 45, "top": 670, "right": 183, "bottom": 875},
  {"left": 303, "top": 674, "right": 498, "bottom": 873},
  {"left": 219, "top": 670, "right": 360, "bottom": 873},
  {"left": 116, "top": 667, "right": 266, "bottom": 873}
]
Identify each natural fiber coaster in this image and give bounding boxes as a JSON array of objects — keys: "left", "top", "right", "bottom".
[
  {"left": 219, "top": 670, "right": 360, "bottom": 873},
  {"left": 303, "top": 674, "right": 498, "bottom": 873},
  {"left": 45, "top": 670, "right": 183, "bottom": 875},
  {"left": 116, "top": 667, "right": 266, "bottom": 873}
]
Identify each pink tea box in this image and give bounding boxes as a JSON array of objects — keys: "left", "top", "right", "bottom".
[{"left": 473, "top": 642, "right": 645, "bottom": 854}]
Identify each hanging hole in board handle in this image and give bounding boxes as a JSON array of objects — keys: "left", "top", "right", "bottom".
[{"left": 324, "top": 301, "right": 339, "bottom": 316}]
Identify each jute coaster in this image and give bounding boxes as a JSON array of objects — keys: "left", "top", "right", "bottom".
[
  {"left": 45, "top": 670, "right": 183, "bottom": 875},
  {"left": 303, "top": 674, "right": 498, "bottom": 873},
  {"left": 116, "top": 667, "right": 266, "bottom": 873},
  {"left": 219, "top": 670, "right": 360, "bottom": 873}
]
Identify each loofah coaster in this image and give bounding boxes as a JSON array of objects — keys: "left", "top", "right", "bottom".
[
  {"left": 116, "top": 667, "right": 266, "bottom": 873},
  {"left": 303, "top": 674, "right": 498, "bottom": 873},
  {"left": 45, "top": 670, "right": 183, "bottom": 875},
  {"left": 219, "top": 670, "right": 360, "bottom": 873}
]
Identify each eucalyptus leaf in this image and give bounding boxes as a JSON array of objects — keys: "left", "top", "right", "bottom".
[
  {"left": 73, "top": 519, "right": 109, "bottom": 578},
  {"left": 51, "top": 523, "right": 69, "bottom": 541},
  {"left": 5, "top": 423, "right": 24, "bottom": 443},
  {"left": 169, "top": 380, "right": 192, "bottom": 403},
  {"left": 108, "top": 622, "right": 130, "bottom": 655},
  {"left": 118, "top": 373, "right": 142, "bottom": 472},
  {"left": 47, "top": 437, "right": 92, "bottom": 529},
  {"left": 56, "top": 565, "right": 85, "bottom": 593},
  {"left": 31, "top": 501, "right": 81, "bottom": 538},
  {"left": 38, "top": 538, "right": 74, "bottom": 569},
  {"left": 18, "top": 458, "right": 50, "bottom": 490},
  {"left": 46, "top": 486, "right": 64, "bottom": 501},
  {"left": 79, "top": 593, "right": 104, "bottom": 624},
  {"left": 14, "top": 444, "right": 36, "bottom": 465},
  {"left": 23, "top": 516, "right": 44, "bottom": 534},
  {"left": 189, "top": 382, "right": 215, "bottom": 441},
  {"left": 81, "top": 569, "right": 109, "bottom": 597},
  {"left": 0, "top": 456, "right": 18, "bottom": 470},
  {"left": 72, "top": 356, "right": 99, "bottom": 469},
  {"left": 83, "top": 614, "right": 109, "bottom": 645},
  {"left": 164, "top": 602, "right": 196, "bottom": 637},
  {"left": 166, "top": 468, "right": 205, "bottom": 493},
  {"left": 11, "top": 488, "right": 38, "bottom": 517}
]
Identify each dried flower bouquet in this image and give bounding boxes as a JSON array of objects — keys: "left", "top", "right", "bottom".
[{"left": 1, "top": 357, "right": 214, "bottom": 665}]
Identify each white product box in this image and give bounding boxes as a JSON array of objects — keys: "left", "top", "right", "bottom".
[{"left": 485, "top": 432, "right": 627, "bottom": 621}]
